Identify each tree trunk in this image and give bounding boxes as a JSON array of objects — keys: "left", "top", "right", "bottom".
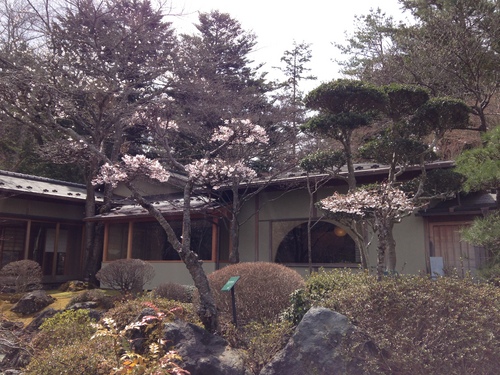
[
  {"left": 83, "top": 163, "right": 98, "bottom": 282},
  {"left": 126, "top": 181, "right": 218, "bottom": 333},
  {"left": 385, "top": 221, "right": 397, "bottom": 273},
  {"left": 375, "top": 216, "right": 389, "bottom": 281},
  {"left": 228, "top": 183, "right": 242, "bottom": 264}
]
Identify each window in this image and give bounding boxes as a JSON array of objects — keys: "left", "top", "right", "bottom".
[
  {"left": 107, "top": 223, "right": 128, "bottom": 261},
  {"left": 274, "top": 221, "right": 358, "bottom": 264},
  {"left": 0, "top": 220, "right": 26, "bottom": 267},
  {"left": 128, "top": 219, "right": 214, "bottom": 261}
]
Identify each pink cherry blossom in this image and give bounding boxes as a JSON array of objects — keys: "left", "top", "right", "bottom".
[
  {"left": 320, "top": 182, "right": 416, "bottom": 219},
  {"left": 93, "top": 154, "right": 170, "bottom": 187}
]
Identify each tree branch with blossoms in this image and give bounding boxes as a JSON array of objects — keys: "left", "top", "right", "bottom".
[{"left": 319, "top": 182, "right": 418, "bottom": 279}]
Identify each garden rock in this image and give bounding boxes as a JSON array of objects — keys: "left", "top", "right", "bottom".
[
  {"left": 65, "top": 301, "right": 99, "bottom": 310},
  {"left": 259, "top": 307, "right": 378, "bottom": 375},
  {"left": 10, "top": 290, "right": 55, "bottom": 316},
  {"left": 0, "top": 318, "right": 31, "bottom": 372},
  {"left": 162, "top": 320, "right": 250, "bottom": 375},
  {"left": 24, "top": 308, "right": 59, "bottom": 333}
]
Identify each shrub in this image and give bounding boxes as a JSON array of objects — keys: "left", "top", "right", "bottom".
[
  {"left": 24, "top": 336, "right": 114, "bottom": 375},
  {"left": 104, "top": 296, "right": 200, "bottom": 331},
  {"left": 66, "top": 289, "right": 116, "bottom": 310},
  {"left": 238, "top": 320, "right": 293, "bottom": 375},
  {"left": 0, "top": 260, "right": 43, "bottom": 293},
  {"left": 206, "top": 262, "right": 305, "bottom": 324},
  {"left": 31, "top": 309, "right": 98, "bottom": 349},
  {"left": 320, "top": 273, "right": 500, "bottom": 375},
  {"left": 282, "top": 268, "right": 373, "bottom": 324},
  {"left": 96, "top": 259, "right": 155, "bottom": 294},
  {"left": 153, "top": 282, "right": 193, "bottom": 303},
  {"left": 478, "top": 262, "right": 500, "bottom": 286}
]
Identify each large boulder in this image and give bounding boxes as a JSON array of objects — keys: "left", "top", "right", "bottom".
[
  {"left": 0, "top": 318, "right": 31, "bottom": 371},
  {"left": 259, "top": 307, "right": 379, "bottom": 375},
  {"left": 10, "top": 290, "right": 55, "bottom": 316},
  {"left": 162, "top": 320, "right": 250, "bottom": 375}
]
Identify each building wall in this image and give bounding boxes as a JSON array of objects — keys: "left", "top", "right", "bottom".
[
  {"left": 237, "top": 186, "right": 428, "bottom": 276},
  {"left": 99, "top": 260, "right": 218, "bottom": 289},
  {"left": 0, "top": 197, "right": 85, "bottom": 220}
]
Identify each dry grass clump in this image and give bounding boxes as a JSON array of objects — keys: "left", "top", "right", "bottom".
[
  {"left": 207, "top": 262, "right": 305, "bottom": 325},
  {"left": 314, "top": 271, "right": 500, "bottom": 375}
]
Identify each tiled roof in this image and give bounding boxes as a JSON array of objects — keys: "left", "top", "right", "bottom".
[
  {"left": 88, "top": 194, "right": 218, "bottom": 220},
  {"left": 419, "top": 191, "right": 498, "bottom": 216},
  {"left": 0, "top": 170, "right": 103, "bottom": 202}
]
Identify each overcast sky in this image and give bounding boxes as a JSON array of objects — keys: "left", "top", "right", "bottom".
[{"left": 170, "top": 0, "right": 408, "bottom": 93}]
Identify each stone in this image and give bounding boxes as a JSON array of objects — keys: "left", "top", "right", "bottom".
[
  {"left": 162, "top": 320, "right": 250, "bottom": 375},
  {"left": 10, "top": 290, "right": 55, "bottom": 316},
  {"left": 65, "top": 301, "right": 99, "bottom": 310},
  {"left": 24, "top": 308, "right": 59, "bottom": 333},
  {"left": 259, "top": 307, "right": 378, "bottom": 375}
]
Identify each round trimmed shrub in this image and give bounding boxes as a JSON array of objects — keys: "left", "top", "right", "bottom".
[
  {"left": 0, "top": 260, "right": 43, "bottom": 293},
  {"left": 153, "top": 282, "right": 193, "bottom": 303},
  {"left": 206, "top": 262, "right": 305, "bottom": 324}
]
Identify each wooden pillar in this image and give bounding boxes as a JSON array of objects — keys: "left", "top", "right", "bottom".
[
  {"left": 23, "top": 220, "right": 31, "bottom": 260},
  {"left": 52, "top": 223, "right": 60, "bottom": 276},
  {"left": 126, "top": 222, "right": 133, "bottom": 259},
  {"left": 211, "top": 218, "right": 218, "bottom": 261},
  {"left": 102, "top": 223, "right": 109, "bottom": 262}
]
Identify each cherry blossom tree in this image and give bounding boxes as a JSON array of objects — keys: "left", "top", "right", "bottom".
[
  {"left": 320, "top": 182, "right": 417, "bottom": 279},
  {"left": 0, "top": 0, "right": 177, "bottom": 279},
  {"left": 185, "top": 118, "right": 270, "bottom": 264}
]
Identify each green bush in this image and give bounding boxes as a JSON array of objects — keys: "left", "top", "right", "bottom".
[
  {"left": 478, "top": 262, "right": 500, "bottom": 286},
  {"left": 206, "top": 262, "right": 305, "bottom": 324},
  {"left": 32, "top": 309, "right": 97, "bottom": 349},
  {"left": 282, "top": 268, "right": 374, "bottom": 324},
  {"left": 153, "top": 282, "right": 193, "bottom": 303},
  {"left": 320, "top": 274, "right": 500, "bottom": 375}
]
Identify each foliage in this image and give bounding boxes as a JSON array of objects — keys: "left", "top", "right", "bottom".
[
  {"left": 96, "top": 259, "right": 155, "bottom": 294},
  {"left": 337, "top": 0, "right": 500, "bottom": 130},
  {"left": 299, "top": 149, "right": 346, "bottom": 173},
  {"left": 282, "top": 269, "right": 374, "bottom": 324},
  {"left": 477, "top": 262, "right": 500, "bottom": 287},
  {"left": 152, "top": 283, "right": 193, "bottom": 303},
  {"left": 0, "top": 259, "right": 42, "bottom": 293},
  {"left": 23, "top": 336, "right": 115, "bottom": 375},
  {"left": 410, "top": 97, "right": 471, "bottom": 137},
  {"left": 104, "top": 297, "right": 200, "bottom": 331},
  {"left": 313, "top": 271, "right": 500, "bottom": 375},
  {"left": 222, "top": 320, "right": 293, "bottom": 375},
  {"left": 401, "top": 168, "right": 465, "bottom": 199},
  {"left": 461, "top": 212, "right": 500, "bottom": 264},
  {"left": 456, "top": 125, "right": 500, "bottom": 193},
  {"left": 31, "top": 309, "right": 98, "bottom": 349},
  {"left": 304, "top": 79, "right": 388, "bottom": 116},
  {"left": 205, "top": 262, "right": 304, "bottom": 324},
  {"left": 93, "top": 305, "right": 190, "bottom": 375}
]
